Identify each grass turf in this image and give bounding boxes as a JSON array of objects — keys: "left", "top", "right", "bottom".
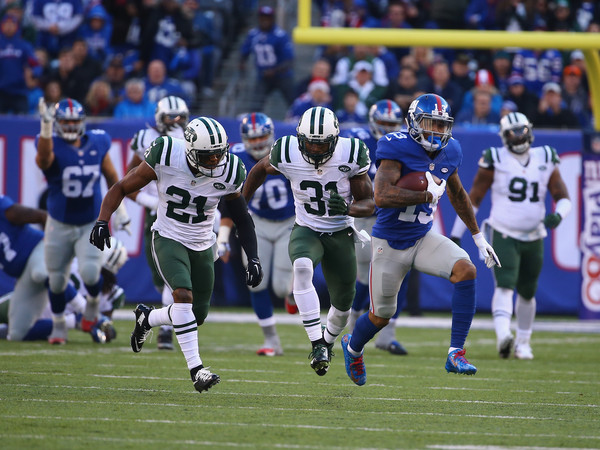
[{"left": 1, "top": 313, "right": 599, "bottom": 449}]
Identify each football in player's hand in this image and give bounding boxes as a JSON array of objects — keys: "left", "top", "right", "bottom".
[{"left": 396, "top": 171, "right": 441, "bottom": 190}]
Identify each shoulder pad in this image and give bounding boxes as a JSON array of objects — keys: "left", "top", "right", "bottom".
[
  {"left": 478, "top": 147, "right": 496, "bottom": 169},
  {"left": 144, "top": 136, "right": 172, "bottom": 168},
  {"left": 270, "top": 137, "right": 287, "bottom": 168}
]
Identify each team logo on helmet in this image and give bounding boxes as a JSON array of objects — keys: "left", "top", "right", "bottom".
[{"left": 184, "top": 126, "right": 197, "bottom": 144}]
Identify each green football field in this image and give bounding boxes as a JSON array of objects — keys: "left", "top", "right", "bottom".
[{"left": 1, "top": 310, "right": 599, "bottom": 449}]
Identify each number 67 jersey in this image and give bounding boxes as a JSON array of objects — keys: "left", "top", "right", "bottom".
[{"left": 144, "top": 136, "right": 246, "bottom": 251}]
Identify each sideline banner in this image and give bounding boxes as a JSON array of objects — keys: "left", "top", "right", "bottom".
[
  {"left": 0, "top": 117, "right": 583, "bottom": 315},
  {"left": 580, "top": 132, "right": 600, "bottom": 319}
]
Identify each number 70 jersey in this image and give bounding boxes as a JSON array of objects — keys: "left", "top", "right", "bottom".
[{"left": 145, "top": 136, "right": 246, "bottom": 251}]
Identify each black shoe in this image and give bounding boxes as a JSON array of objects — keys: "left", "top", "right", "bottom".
[
  {"left": 130, "top": 304, "right": 154, "bottom": 353},
  {"left": 157, "top": 327, "right": 174, "bottom": 350},
  {"left": 309, "top": 343, "right": 330, "bottom": 376},
  {"left": 192, "top": 366, "right": 220, "bottom": 392}
]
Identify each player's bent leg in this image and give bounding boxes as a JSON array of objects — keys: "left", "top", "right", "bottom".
[{"left": 492, "top": 287, "right": 515, "bottom": 358}]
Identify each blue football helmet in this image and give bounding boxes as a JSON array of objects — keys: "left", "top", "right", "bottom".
[
  {"left": 368, "top": 99, "right": 403, "bottom": 140},
  {"left": 55, "top": 98, "right": 86, "bottom": 142},
  {"left": 406, "top": 94, "right": 454, "bottom": 152},
  {"left": 240, "top": 112, "right": 275, "bottom": 159}
]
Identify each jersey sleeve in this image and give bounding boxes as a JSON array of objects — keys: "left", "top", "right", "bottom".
[
  {"left": 0, "top": 195, "right": 14, "bottom": 215},
  {"left": 375, "top": 134, "right": 401, "bottom": 164},
  {"left": 350, "top": 138, "right": 371, "bottom": 176},
  {"left": 269, "top": 137, "right": 286, "bottom": 172},
  {"left": 144, "top": 136, "right": 169, "bottom": 169},
  {"left": 544, "top": 145, "right": 560, "bottom": 165},
  {"left": 478, "top": 147, "right": 496, "bottom": 170},
  {"left": 226, "top": 154, "right": 247, "bottom": 192}
]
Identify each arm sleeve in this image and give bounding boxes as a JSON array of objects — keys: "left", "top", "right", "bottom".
[{"left": 225, "top": 195, "right": 258, "bottom": 260}]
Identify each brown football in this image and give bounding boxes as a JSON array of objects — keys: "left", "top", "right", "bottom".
[{"left": 395, "top": 171, "right": 442, "bottom": 190}]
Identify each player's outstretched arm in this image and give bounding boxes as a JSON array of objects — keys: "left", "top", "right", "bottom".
[
  {"left": 4, "top": 203, "right": 47, "bottom": 227},
  {"left": 348, "top": 173, "right": 375, "bottom": 218},
  {"left": 242, "top": 155, "right": 279, "bottom": 202},
  {"left": 36, "top": 98, "right": 56, "bottom": 170}
]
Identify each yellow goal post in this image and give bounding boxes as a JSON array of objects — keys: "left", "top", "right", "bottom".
[{"left": 292, "top": 0, "right": 600, "bottom": 130}]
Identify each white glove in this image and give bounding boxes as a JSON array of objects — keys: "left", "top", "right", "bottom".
[
  {"left": 38, "top": 98, "right": 55, "bottom": 138},
  {"left": 425, "top": 172, "right": 446, "bottom": 205},
  {"left": 113, "top": 202, "right": 131, "bottom": 235},
  {"left": 135, "top": 191, "right": 158, "bottom": 212},
  {"left": 473, "top": 232, "right": 501, "bottom": 268},
  {"left": 216, "top": 225, "right": 231, "bottom": 262}
]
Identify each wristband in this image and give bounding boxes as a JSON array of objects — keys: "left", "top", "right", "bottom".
[
  {"left": 217, "top": 225, "right": 232, "bottom": 244},
  {"left": 40, "top": 120, "right": 53, "bottom": 138},
  {"left": 554, "top": 198, "right": 571, "bottom": 219}
]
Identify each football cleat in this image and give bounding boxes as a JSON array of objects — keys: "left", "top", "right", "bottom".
[
  {"left": 80, "top": 317, "right": 97, "bottom": 333},
  {"left": 515, "top": 343, "right": 534, "bottom": 360},
  {"left": 375, "top": 340, "right": 408, "bottom": 355},
  {"left": 309, "top": 342, "right": 330, "bottom": 376},
  {"left": 48, "top": 319, "right": 67, "bottom": 345},
  {"left": 192, "top": 366, "right": 220, "bottom": 393},
  {"left": 157, "top": 327, "right": 174, "bottom": 350},
  {"left": 497, "top": 335, "right": 514, "bottom": 359},
  {"left": 257, "top": 338, "right": 283, "bottom": 356},
  {"left": 341, "top": 334, "right": 366, "bottom": 386},
  {"left": 130, "top": 304, "right": 154, "bottom": 353},
  {"left": 445, "top": 349, "right": 477, "bottom": 375},
  {"left": 284, "top": 296, "right": 298, "bottom": 314}
]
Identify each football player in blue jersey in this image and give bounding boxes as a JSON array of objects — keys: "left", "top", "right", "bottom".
[
  {"left": 218, "top": 112, "right": 295, "bottom": 356},
  {"left": 342, "top": 99, "right": 410, "bottom": 355},
  {"left": 35, "top": 98, "right": 130, "bottom": 344},
  {"left": 0, "top": 195, "right": 110, "bottom": 343},
  {"left": 341, "top": 93, "right": 501, "bottom": 385}
]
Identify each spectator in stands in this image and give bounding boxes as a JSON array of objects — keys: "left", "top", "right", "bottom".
[
  {"left": 70, "top": 38, "right": 103, "bottom": 102},
  {"left": 418, "top": 58, "right": 464, "bottom": 114},
  {"left": 548, "top": 0, "right": 579, "bottom": 31},
  {"left": 84, "top": 79, "right": 114, "bottom": 117},
  {"left": 99, "top": 53, "right": 127, "bottom": 104},
  {"left": 240, "top": 5, "right": 295, "bottom": 111},
  {"left": 113, "top": 78, "right": 155, "bottom": 119},
  {"left": 491, "top": 51, "right": 513, "bottom": 95},
  {"left": 295, "top": 58, "right": 332, "bottom": 98},
  {"left": 569, "top": 49, "right": 588, "bottom": 91},
  {"left": 144, "top": 59, "right": 187, "bottom": 104},
  {"left": 286, "top": 79, "right": 332, "bottom": 122},
  {"left": 0, "top": 12, "right": 38, "bottom": 114},
  {"left": 431, "top": 0, "right": 468, "bottom": 29},
  {"left": 331, "top": 45, "right": 388, "bottom": 89},
  {"left": 387, "top": 65, "right": 420, "bottom": 113},
  {"left": 139, "top": 0, "right": 197, "bottom": 70},
  {"left": 2, "top": 1, "right": 35, "bottom": 43},
  {"left": 500, "top": 99, "right": 518, "bottom": 118},
  {"left": 364, "top": 2, "right": 412, "bottom": 62},
  {"left": 504, "top": 73, "right": 538, "bottom": 120},
  {"left": 46, "top": 47, "right": 80, "bottom": 102},
  {"left": 512, "top": 48, "right": 563, "bottom": 96},
  {"left": 532, "top": 81, "right": 580, "bottom": 129},
  {"left": 402, "top": 46, "right": 435, "bottom": 87},
  {"left": 374, "top": 45, "right": 400, "bottom": 85},
  {"left": 455, "top": 88, "right": 500, "bottom": 126},
  {"left": 30, "top": 0, "right": 84, "bottom": 58},
  {"left": 460, "top": 69, "right": 503, "bottom": 117},
  {"left": 334, "top": 60, "right": 385, "bottom": 117},
  {"left": 494, "top": 0, "right": 536, "bottom": 31},
  {"left": 335, "top": 89, "right": 367, "bottom": 126},
  {"left": 561, "top": 64, "right": 591, "bottom": 128},
  {"left": 464, "top": 0, "right": 500, "bottom": 30},
  {"left": 77, "top": 4, "right": 113, "bottom": 64},
  {"left": 450, "top": 52, "right": 475, "bottom": 95},
  {"left": 103, "top": 0, "right": 141, "bottom": 56},
  {"left": 42, "top": 79, "right": 62, "bottom": 105}
]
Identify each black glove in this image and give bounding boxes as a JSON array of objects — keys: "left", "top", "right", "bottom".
[
  {"left": 543, "top": 213, "right": 562, "bottom": 229},
  {"left": 246, "top": 257, "right": 263, "bottom": 288},
  {"left": 327, "top": 191, "right": 349, "bottom": 216},
  {"left": 450, "top": 237, "right": 462, "bottom": 247},
  {"left": 89, "top": 220, "right": 111, "bottom": 250}
]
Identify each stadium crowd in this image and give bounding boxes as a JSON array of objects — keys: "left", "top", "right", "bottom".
[{"left": 0, "top": 0, "right": 597, "bottom": 126}]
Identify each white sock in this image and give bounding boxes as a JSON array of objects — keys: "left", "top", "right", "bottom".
[
  {"left": 162, "top": 285, "right": 173, "bottom": 307},
  {"left": 257, "top": 316, "right": 276, "bottom": 328},
  {"left": 148, "top": 305, "right": 173, "bottom": 327},
  {"left": 293, "top": 258, "right": 322, "bottom": 342},
  {"left": 516, "top": 295, "right": 536, "bottom": 344},
  {"left": 324, "top": 306, "right": 349, "bottom": 344},
  {"left": 492, "top": 287, "right": 514, "bottom": 340},
  {"left": 171, "top": 303, "right": 202, "bottom": 370},
  {"left": 84, "top": 295, "right": 100, "bottom": 321},
  {"left": 65, "top": 313, "right": 76, "bottom": 329}
]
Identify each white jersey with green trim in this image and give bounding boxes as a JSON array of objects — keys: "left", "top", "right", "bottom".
[
  {"left": 480, "top": 145, "right": 559, "bottom": 241},
  {"left": 144, "top": 136, "right": 246, "bottom": 251},
  {"left": 269, "top": 135, "right": 370, "bottom": 233},
  {"left": 129, "top": 126, "right": 185, "bottom": 199}
]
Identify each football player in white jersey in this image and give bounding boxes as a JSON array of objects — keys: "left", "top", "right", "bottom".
[
  {"left": 450, "top": 112, "right": 571, "bottom": 360},
  {"left": 126, "top": 95, "right": 189, "bottom": 351},
  {"left": 243, "top": 106, "right": 374, "bottom": 377},
  {"left": 90, "top": 117, "right": 263, "bottom": 393}
]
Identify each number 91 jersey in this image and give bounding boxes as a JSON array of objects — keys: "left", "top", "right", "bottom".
[
  {"left": 36, "top": 130, "right": 112, "bottom": 225},
  {"left": 145, "top": 136, "right": 246, "bottom": 251},
  {"left": 231, "top": 143, "right": 294, "bottom": 220},
  {"left": 482, "top": 145, "right": 559, "bottom": 241},
  {"left": 269, "top": 135, "right": 370, "bottom": 233}
]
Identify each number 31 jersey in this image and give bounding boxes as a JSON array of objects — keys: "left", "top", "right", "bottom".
[
  {"left": 145, "top": 136, "right": 246, "bottom": 251},
  {"left": 481, "top": 145, "right": 559, "bottom": 241},
  {"left": 269, "top": 135, "right": 370, "bottom": 233}
]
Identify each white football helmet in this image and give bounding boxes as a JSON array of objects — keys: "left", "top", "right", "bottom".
[
  {"left": 296, "top": 106, "right": 339, "bottom": 168},
  {"left": 499, "top": 112, "right": 534, "bottom": 154},
  {"left": 155, "top": 96, "right": 189, "bottom": 134},
  {"left": 103, "top": 238, "right": 128, "bottom": 274},
  {"left": 184, "top": 117, "right": 230, "bottom": 177}
]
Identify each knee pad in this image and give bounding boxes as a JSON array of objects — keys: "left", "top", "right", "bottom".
[
  {"left": 47, "top": 272, "right": 69, "bottom": 294},
  {"left": 271, "top": 274, "right": 292, "bottom": 298},
  {"left": 293, "top": 258, "right": 314, "bottom": 292},
  {"left": 79, "top": 261, "right": 101, "bottom": 287}
]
